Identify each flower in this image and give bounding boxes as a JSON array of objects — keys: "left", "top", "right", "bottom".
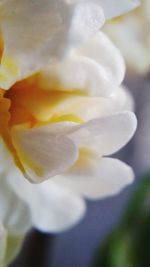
[
  {"left": 104, "top": 0, "right": 150, "bottom": 75},
  {"left": 0, "top": 30, "right": 137, "bottom": 234},
  {"left": 0, "top": 1, "right": 139, "bottom": 264},
  {"left": 0, "top": 2, "right": 137, "bottom": 241},
  {"left": 0, "top": 0, "right": 140, "bottom": 89}
]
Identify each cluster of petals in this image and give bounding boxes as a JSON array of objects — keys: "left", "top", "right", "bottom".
[
  {"left": 0, "top": 0, "right": 140, "bottom": 88},
  {"left": 0, "top": 1, "right": 139, "bottom": 262},
  {"left": 104, "top": 0, "right": 149, "bottom": 75}
]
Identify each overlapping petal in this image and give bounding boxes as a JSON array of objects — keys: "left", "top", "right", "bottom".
[
  {"left": 8, "top": 174, "right": 86, "bottom": 233},
  {"left": 9, "top": 110, "right": 137, "bottom": 183},
  {"left": 41, "top": 32, "right": 125, "bottom": 96},
  {"left": 69, "top": 111, "right": 137, "bottom": 156},
  {"left": 55, "top": 157, "right": 134, "bottom": 199},
  {"left": 11, "top": 125, "right": 78, "bottom": 183},
  {"left": 0, "top": 140, "right": 85, "bottom": 233},
  {"left": 0, "top": 0, "right": 140, "bottom": 88}
]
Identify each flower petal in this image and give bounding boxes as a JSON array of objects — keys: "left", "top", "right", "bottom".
[
  {"left": 55, "top": 156, "right": 134, "bottom": 199},
  {"left": 76, "top": 32, "right": 125, "bottom": 90},
  {"left": 11, "top": 126, "right": 78, "bottom": 183},
  {"left": 0, "top": 140, "right": 31, "bottom": 235},
  {"left": 42, "top": 32, "right": 125, "bottom": 97},
  {"left": 96, "top": 0, "right": 140, "bottom": 19},
  {"left": 8, "top": 174, "right": 86, "bottom": 233},
  {"left": 42, "top": 54, "right": 118, "bottom": 97},
  {"left": 69, "top": 111, "right": 137, "bottom": 156}
]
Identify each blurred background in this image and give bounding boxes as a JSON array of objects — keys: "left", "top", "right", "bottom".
[{"left": 9, "top": 74, "right": 150, "bottom": 267}]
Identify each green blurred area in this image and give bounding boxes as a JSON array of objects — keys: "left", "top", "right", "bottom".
[{"left": 93, "top": 174, "right": 150, "bottom": 267}]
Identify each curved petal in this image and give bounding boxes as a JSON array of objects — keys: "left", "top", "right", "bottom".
[
  {"left": 0, "top": 140, "right": 31, "bottom": 235},
  {"left": 0, "top": 0, "right": 104, "bottom": 89},
  {"left": 11, "top": 125, "right": 78, "bottom": 183},
  {"left": 1, "top": 140, "right": 85, "bottom": 233},
  {"left": 56, "top": 156, "right": 134, "bottom": 199},
  {"left": 8, "top": 174, "right": 86, "bottom": 233},
  {"left": 42, "top": 54, "right": 118, "bottom": 97},
  {"left": 76, "top": 32, "right": 125, "bottom": 89},
  {"left": 41, "top": 31, "right": 125, "bottom": 97},
  {"left": 69, "top": 111, "right": 137, "bottom": 156}
]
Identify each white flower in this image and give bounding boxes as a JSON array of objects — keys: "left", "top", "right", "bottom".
[
  {"left": 0, "top": 1, "right": 139, "bottom": 263},
  {"left": 104, "top": 0, "right": 150, "bottom": 75},
  {"left": 0, "top": 32, "right": 137, "bottom": 184},
  {"left": 0, "top": 23, "right": 137, "bottom": 238},
  {"left": 0, "top": 0, "right": 140, "bottom": 89}
]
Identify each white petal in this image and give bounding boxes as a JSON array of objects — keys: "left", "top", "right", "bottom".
[
  {"left": 0, "top": 175, "right": 31, "bottom": 235},
  {"left": 113, "top": 86, "right": 135, "bottom": 112},
  {"left": 76, "top": 32, "right": 125, "bottom": 89},
  {"left": 96, "top": 0, "right": 140, "bottom": 19},
  {"left": 43, "top": 54, "right": 118, "bottom": 97},
  {"left": 0, "top": 140, "right": 31, "bottom": 235},
  {"left": 8, "top": 174, "right": 86, "bottom": 233},
  {"left": 69, "top": 111, "right": 137, "bottom": 155},
  {"left": 0, "top": 0, "right": 104, "bottom": 89},
  {"left": 56, "top": 156, "right": 134, "bottom": 199},
  {"left": 11, "top": 126, "right": 78, "bottom": 183},
  {"left": 42, "top": 31, "right": 125, "bottom": 96},
  {"left": 66, "top": 2, "right": 105, "bottom": 46}
]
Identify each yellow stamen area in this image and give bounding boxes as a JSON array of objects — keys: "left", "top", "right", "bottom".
[
  {"left": 5, "top": 74, "right": 84, "bottom": 127},
  {"left": 0, "top": 33, "right": 4, "bottom": 59},
  {"left": 0, "top": 73, "right": 84, "bottom": 175},
  {"left": 0, "top": 90, "right": 24, "bottom": 172}
]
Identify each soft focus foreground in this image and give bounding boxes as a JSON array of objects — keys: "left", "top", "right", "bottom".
[
  {"left": 0, "top": 1, "right": 140, "bottom": 266},
  {"left": 104, "top": 0, "right": 150, "bottom": 75}
]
